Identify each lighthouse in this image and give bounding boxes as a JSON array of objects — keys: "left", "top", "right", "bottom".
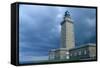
[{"left": 61, "top": 11, "right": 75, "bottom": 50}]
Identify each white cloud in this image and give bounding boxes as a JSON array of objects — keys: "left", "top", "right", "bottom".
[
  {"left": 86, "top": 18, "right": 95, "bottom": 27},
  {"left": 57, "top": 14, "right": 63, "bottom": 18}
]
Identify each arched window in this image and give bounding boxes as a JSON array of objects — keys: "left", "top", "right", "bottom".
[
  {"left": 66, "top": 56, "right": 70, "bottom": 59},
  {"left": 84, "top": 50, "right": 87, "bottom": 55},
  {"left": 78, "top": 51, "right": 81, "bottom": 55}
]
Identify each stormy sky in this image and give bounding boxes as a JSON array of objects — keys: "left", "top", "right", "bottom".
[{"left": 19, "top": 4, "right": 96, "bottom": 63}]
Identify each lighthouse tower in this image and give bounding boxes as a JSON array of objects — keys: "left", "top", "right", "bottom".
[{"left": 61, "top": 11, "right": 75, "bottom": 50}]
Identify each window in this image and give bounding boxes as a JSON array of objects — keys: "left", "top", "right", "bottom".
[
  {"left": 84, "top": 50, "right": 87, "bottom": 55},
  {"left": 66, "top": 52, "right": 69, "bottom": 55},
  {"left": 78, "top": 51, "right": 81, "bottom": 55},
  {"left": 66, "top": 56, "right": 70, "bottom": 59},
  {"left": 74, "top": 52, "right": 77, "bottom": 56},
  {"left": 70, "top": 53, "right": 72, "bottom": 56}
]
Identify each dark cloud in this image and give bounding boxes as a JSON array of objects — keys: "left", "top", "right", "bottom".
[{"left": 68, "top": 8, "right": 96, "bottom": 46}]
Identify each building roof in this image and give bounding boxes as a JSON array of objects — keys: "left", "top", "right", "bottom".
[
  {"left": 69, "top": 43, "right": 96, "bottom": 51},
  {"left": 49, "top": 43, "right": 96, "bottom": 52},
  {"left": 50, "top": 48, "right": 69, "bottom": 52}
]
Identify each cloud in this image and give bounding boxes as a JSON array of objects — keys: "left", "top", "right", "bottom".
[
  {"left": 19, "top": 54, "right": 48, "bottom": 63},
  {"left": 86, "top": 18, "right": 96, "bottom": 27},
  {"left": 65, "top": 7, "right": 96, "bottom": 46}
]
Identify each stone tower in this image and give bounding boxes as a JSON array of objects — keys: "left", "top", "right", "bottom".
[{"left": 61, "top": 11, "right": 75, "bottom": 50}]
